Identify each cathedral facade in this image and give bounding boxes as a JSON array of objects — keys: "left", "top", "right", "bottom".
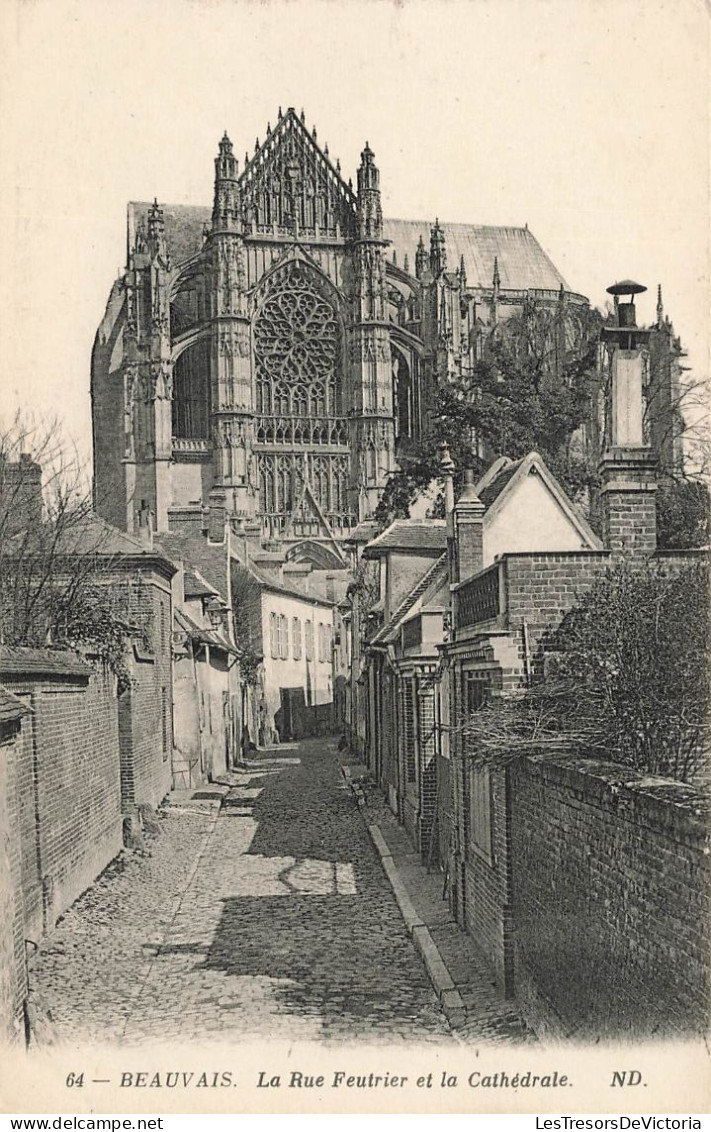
[{"left": 91, "top": 107, "right": 590, "bottom": 567}]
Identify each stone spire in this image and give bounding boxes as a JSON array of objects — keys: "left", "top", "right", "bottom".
[
  {"left": 430, "top": 219, "right": 446, "bottom": 277},
  {"left": 656, "top": 284, "right": 664, "bottom": 328},
  {"left": 415, "top": 235, "right": 427, "bottom": 280},
  {"left": 212, "top": 132, "right": 241, "bottom": 231},
  {"left": 146, "top": 198, "right": 167, "bottom": 264},
  {"left": 356, "top": 141, "right": 382, "bottom": 239},
  {"left": 492, "top": 255, "right": 501, "bottom": 297}
]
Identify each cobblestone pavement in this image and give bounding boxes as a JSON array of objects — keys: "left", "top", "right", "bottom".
[{"left": 30, "top": 740, "right": 452, "bottom": 1045}]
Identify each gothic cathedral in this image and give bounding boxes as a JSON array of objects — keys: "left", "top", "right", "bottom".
[{"left": 91, "top": 108, "right": 590, "bottom": 568}]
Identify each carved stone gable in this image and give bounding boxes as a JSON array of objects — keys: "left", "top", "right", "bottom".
[{"left": 239, "top": 109, "right": 357, "bottom": 238}]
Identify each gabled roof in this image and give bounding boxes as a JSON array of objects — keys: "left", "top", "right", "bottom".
[
  {"left": 156, "top": 533, "right": 229, "bottom": 600},
  {"left": 370, "top": 553, "right": 448, "bottom": 646},
  {"left": 477, "top": 457, "right": 525, "bottom": 509},
  {"left": 363, "top": 519, "right": 447, "bottom": 558},
  {"left": 476, "top": 453, "right": 603, "bottom": 551},
  {"left": 244, "top": 561, "right": 336, "bottom": 607},
  {"left": 183, "top": 567, "right": 218, "bottom": 599}
]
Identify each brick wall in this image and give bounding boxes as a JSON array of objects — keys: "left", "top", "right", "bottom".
[
  {"left": 0, "top": 722, "right": 28, "bottom": 1044},
  {"left": 510, "top": 754, "right": 710, "bottom": 1040},
  {"left": 601, "top": 489, "right": 657, "bottom": 557},
  {"left": 462, "top": 765, "right": 514, "bottom": 994},
  {"left": 2, "top": 666, "right": 123, "bottom": 935},
  {"left": 502, "top": 552, "right": 611, "bottom": 667}
]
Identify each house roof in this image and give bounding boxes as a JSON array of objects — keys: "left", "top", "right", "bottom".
[
  {"left": 0, "top": 647, "right": 91, "bottom": 680},
  {"left": 478, "top": 458, "right": 525, "bottom": 509},
  {"left": 174, "top": 607, "right": 237, "bottom": 655},
  {"left": 0, "top": 685, "right": 32, "bottom": 724},
  {"left": 156, "top": 533, "right": 229, "bottom": 601},
  {"left": 127, "top": 204, "right": 574, "bottom": 295},
  {"left": 245, "top": 561, "right": 336, "bottom": 607},
  {"left": 363, "top": 519, "right": 448, "bottom": 558},
  {"left": 475, "top": 452, "right": 603, "bottom": 551},
  {"left": 370, "top": 553, "right": 448, "bottom": 646},
  {"left": 183, "top": 567, "right": 218, "bottom": 599},
  {"left": 6, "top": 514, "right": 176, "bottom": 577}
]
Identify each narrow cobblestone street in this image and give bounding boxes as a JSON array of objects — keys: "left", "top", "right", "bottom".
[{"left": 30, "top": 740, "right": 459, "bottom": 1045}]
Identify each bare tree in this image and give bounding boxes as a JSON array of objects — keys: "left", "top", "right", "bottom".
[{"left": 0, "top": 412, "right": 134, "bottom": 668}]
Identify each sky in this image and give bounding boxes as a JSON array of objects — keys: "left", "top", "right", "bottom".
[{"left": 1, "top": 0, "right": 709, "bottom": 471}]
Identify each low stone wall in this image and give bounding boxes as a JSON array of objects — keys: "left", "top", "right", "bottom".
[{"left": 510, "top": 754, "right": 711, "bottom": 1040}]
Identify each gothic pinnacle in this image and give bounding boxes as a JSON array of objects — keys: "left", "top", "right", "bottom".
[
  {"left": 255, "top": 138, "right": 260, "bottom": 152},
  {"left": 403, "top": 252, "right": 409, "bottom": 273},
  {"left": 267, "top": 121, "right": 271, "bottom": 136},
  {"left": 278, "top": 106, "right": 283, "bottom": 119},
  {"left": 492, "top": 255, "right": 501, "bottom": 289},
  {"left": 300, "top": 108, "right": 305, "bottom": 123},
  {"left": 324, "top": 142, "right": 329, "bottom": 156},
  {"left": 312, "top": 126, "right": 318, "bottom": 141},
  {"left": 657, "top": 283, "right": 664, "bottom": 325}
]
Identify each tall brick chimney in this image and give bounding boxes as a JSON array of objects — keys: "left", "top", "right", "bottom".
[
  {"left": 454, "top": 468, "right": 485, "bottom": 582},
  {"left": 0, "top": 454, "right": 43, "bottom": 536},
  {"left": 599, "top": 281, "right": 657, "bottom": 556}
]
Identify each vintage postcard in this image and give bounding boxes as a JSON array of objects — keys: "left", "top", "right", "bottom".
[{"left": 0, "top": 0, "right": 709, "bottom": 1117}]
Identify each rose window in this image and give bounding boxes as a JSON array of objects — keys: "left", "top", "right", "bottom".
[{"left": 254, "top": 268, "right": 340, "bottom": 415}]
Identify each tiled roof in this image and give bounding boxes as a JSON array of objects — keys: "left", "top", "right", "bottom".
[
  {"left": 363, "top": 519, "right": 447, "bottom": 557},
  {"left": 478, "top": 459, "right": 524, "bottom": 509},
  {"left": 370, "top": 554, "right": 448, "bottom": 645},
  {"left": 246, "top": 561, "right": 336, "bottom": 606},
  {"left": 343, "top": 520, "right": 380, "bottom": 544},
  {"left": 156, "top": 533, "right": 229, "bottom": 601},
  {"left": 0, "top": 685, "right": 32, "bottom": 724},
  {"left": 174, "top": 608, "right": 237, "bottom": 655},
  {"left": 128, "top": 204, "right": 571, "bottom": 294},
  {"left": 183, "top": 567, "right": 217, "bottom": 599},
  {"left": 384, "top": 220, "right": 569, "bottom": 292},
  {"left": 0, "top": 647, "right": 90, "bottom": 679}
]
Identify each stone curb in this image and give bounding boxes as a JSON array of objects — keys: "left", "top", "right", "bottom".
[{"left": 365, "top": 819, "right": 466, "bottom": 1029}]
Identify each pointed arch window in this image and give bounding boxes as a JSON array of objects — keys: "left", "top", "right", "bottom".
[{"left": 172, "top": 339, "right": 211, "bottom": 438}]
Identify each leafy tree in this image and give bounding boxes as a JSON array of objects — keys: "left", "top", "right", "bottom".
[
  {"left": 461, "top": 560, "right": 710, "bottom": 785},
  {"left": 656, "top": 478, "right": 710, "bottom": 550},
  {"left": 376, "top": 301, "right": 602, "bottom": 528}
]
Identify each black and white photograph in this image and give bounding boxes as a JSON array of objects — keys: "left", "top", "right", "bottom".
[{"left": 0, "top": 0, "right": 709, "bottom": 1117}]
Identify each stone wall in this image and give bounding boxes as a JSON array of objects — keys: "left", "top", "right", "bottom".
[{"left": 510, "top": 754, "right": 710, "bottom": 1040}]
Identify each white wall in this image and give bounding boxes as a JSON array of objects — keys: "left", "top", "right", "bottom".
[
  {"left": 484, "top": 471, "right": 588, "bottom": 567},
  {"left": 260, "top": 590, "right": 334, "bottom": 726}
]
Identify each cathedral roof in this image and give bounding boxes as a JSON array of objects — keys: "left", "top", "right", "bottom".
[
  {"left": 127, "top": 203, "right": 572, "bottom": 293},
  {"left": 383, "top": 220, "right": 569, "bottom": 292}
]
